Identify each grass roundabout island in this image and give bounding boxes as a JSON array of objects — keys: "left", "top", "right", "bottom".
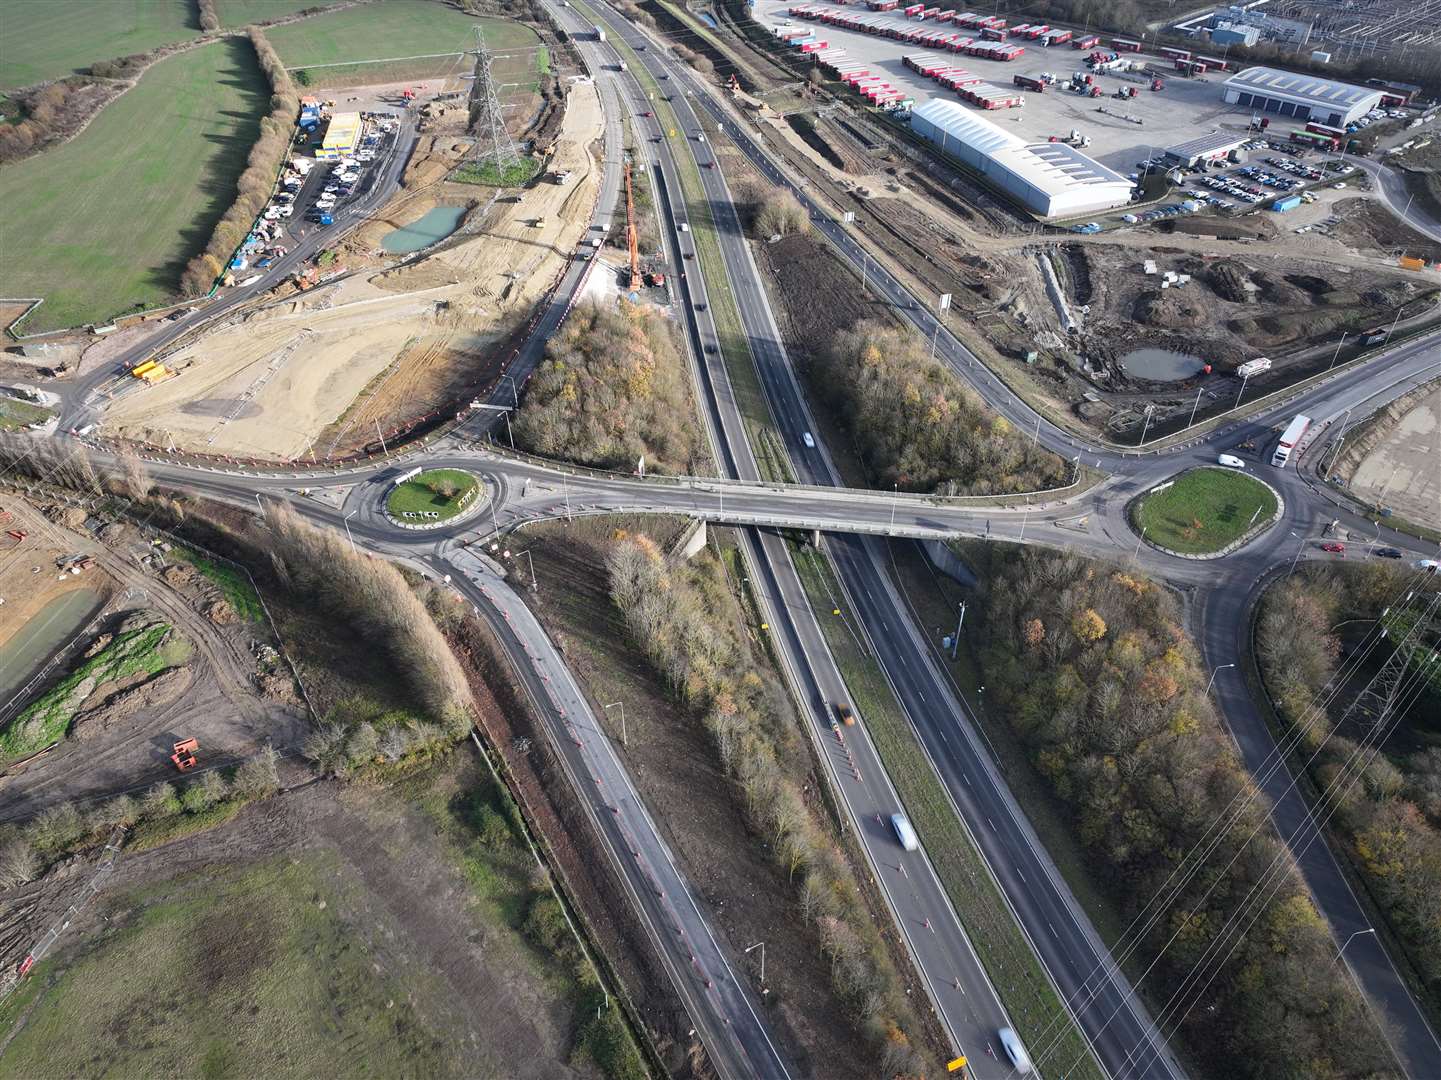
[
  {"left": 1131, "top": 466, "right": 1280, "bottom": 556},
  {"left": 385, "top": 468, "right": 482, "bottom": 526}
]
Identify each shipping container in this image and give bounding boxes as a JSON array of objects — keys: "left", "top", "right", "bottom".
[
  {"left": 1073, "top": 34, "right": 1100, "bottom": 49},
  {"left": 1305, "top": 121, "right": 1346, "bottom": 139},
  {"left": 1196, "top": 55, "right": 1229, "bottom": 71},
  {"left": 1271, "top": 194, "right": 1302, "bottom": 211},
  {"left": 1010, "top": 23, "right": 1031, "bottom": 36},
  {"left": 1161, "top": 46, "right": 1191, "bottom": 60},
  {"left": 1014, "top": 74, "right": 1046, "bottom": 91},
  {"left": 1112, "top": 37, "right": 1142, "bottom": 52}
]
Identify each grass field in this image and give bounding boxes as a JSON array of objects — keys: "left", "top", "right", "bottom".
[
  {"left": 267, "top": 0, "right": 538, "bottom": 74},
  {"left": 1131, "top": 467, "right": 1278, "bottom": 554},
  {"left": 452, "top": 157, "right": 541, "bottom": 186},
  {"left": 216, "top": 0, "right": 344, "bottom": 27},
  {"left": 0, "top": 38, "right": 269, "bottom": 333},
  {"left": 0, "top": 856, "right": 463, "bottom": 1077},
  {"left": 0, "top": 396, "right": 53, "bottom": 431},
  {"left": 0, "top": 0, "right": 197, "bottom": 91},
  {"left": 386, "top": 468, "right": 480, "bottom": 520}
]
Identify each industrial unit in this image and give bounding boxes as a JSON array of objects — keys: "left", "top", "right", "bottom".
[
  {"left": 910, "top": 98, "right": 1135, "bottom": 218},
  {"left": 316, "top": 111, "right": 361, "bottom": 161},
  {"left": 1220, "top": 67, "right": 1384, "bottom": 128},
  {"left": 1162, "top": 130, "right": 1250, "bottom": 168}
]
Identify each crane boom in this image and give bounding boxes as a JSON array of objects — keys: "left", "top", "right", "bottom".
[{"left": 624, "top": 160, "right": 641, "bottom": 293}]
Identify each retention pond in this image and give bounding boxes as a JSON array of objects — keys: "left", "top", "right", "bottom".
[
  {"left": 1118, "top": 348, "right": 1205, "bottom": 382},
  {"left": 0, "top": 587, "right": 104, "bottom": 705},
  {"left": 381, "top": 206, "right": 467, "bottom": 255}
]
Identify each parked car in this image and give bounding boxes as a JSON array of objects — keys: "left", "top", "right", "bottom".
[
  {"left": 1374, "top": 547, "right": 1403, "bottom": 559},
  {"left": 1320, "top": 542, "right": 1346, "bottom": 554}
]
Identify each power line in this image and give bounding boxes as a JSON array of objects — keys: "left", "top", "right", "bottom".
[{"left": 469, "top": 25, "right": 522, "bottom": 176}]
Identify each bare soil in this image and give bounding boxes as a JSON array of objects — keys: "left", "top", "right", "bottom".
[{"left": 1330, "top": 197, "right": 1441, "bottom": 263}]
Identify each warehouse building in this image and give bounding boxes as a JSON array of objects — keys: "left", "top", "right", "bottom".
[
  {"left": 1221, "top": 67, "right": 1384, "bottom": 128},
  {"left": 1162, "top": 130, "right": 1250, "bottom": 168},
  {"left": 316, "top": 111, "right": 361, "bottom": 160},
  {"left": 910, "top": 99, "right": 1135, "bottom": 218}
]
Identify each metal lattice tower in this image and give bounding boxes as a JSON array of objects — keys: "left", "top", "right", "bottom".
[
  {"left": 469, "top": 26, "right": 520, "bottom": 176},
  {"left": 1345, "top": 591, "right": 1441, "bottom": 737}
]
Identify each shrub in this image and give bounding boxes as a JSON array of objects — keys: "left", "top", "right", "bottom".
[{"left": 753, "top": 189, "right": 809, "bottom": 238}]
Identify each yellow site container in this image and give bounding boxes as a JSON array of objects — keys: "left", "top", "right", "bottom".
[
  {"left": 130, "top": 359, "right": 159, "bottom": 377},
  {"left": 139, "top": 364, "right": 170, "bottom": 383},
  {"left": 1399, "top": 255, "right": 1425, "bottom": 271}
]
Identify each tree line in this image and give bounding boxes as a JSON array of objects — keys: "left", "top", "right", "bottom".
[
  {"left": 178, "top": 28, "right": 301, "bottom": 297},
  {"left": 816, "top": 321, "right": 1070, "bottom": 494},
  {"left": 977, "top": 547, "right": 1389, "bottom": 1078},
  {"left": 608, "top": 535, "right": 930, "bottom": 1076},
  {"left": 514, "top": 301, "right": 708, "bottom": 474},
  {"left": 1258, "top": 565, "right": 1441, "bottom": 1013}
]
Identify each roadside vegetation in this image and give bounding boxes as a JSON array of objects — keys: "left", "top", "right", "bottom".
[
  {"left": 515, "top": 301, "right": 708, "bottom": 474},
  {"left": 608, "top": 535, "right": 931, "bottom": 1075},
  {"left": 172, "top": 547, "right": 263, "bottom": 621},
  {"left": 1131, "top": 467, "right": 1279, "bottom": 554},
  {"left": 0, "top": 38, "right": 270, "bottom": 331},
  {"left": 1257, "top": 564, "right": 1441, "bottom": 1017},
  {"left": 975, "top": 546, "right": 1388, "bottom": 1078},
  {"left": 753, "top": 189, "right": 809, "bottom": 239},
  {"left": 817, "top": 321, "right": 1069, "bottom": 494}
]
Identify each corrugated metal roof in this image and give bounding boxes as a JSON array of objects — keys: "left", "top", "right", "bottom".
[
  {"left": 1223, "top": 67, "right": 1380, "bottom": 110},
  {"left": 911, "top": 97, "right": 1025, "bottom": 155},
  {"left": 1164, "top": 130, "right": 1250, "bottom": 158}
]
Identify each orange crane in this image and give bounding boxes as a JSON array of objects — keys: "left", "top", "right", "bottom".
[{"left": 624, "top": 159, "right": 642, "bottom": 293}]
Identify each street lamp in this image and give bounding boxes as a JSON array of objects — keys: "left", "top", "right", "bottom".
[
  {"left": 1289, "top": 530, "right": 1307, "bottom": 576},
  {"left": 1205, "top": 662, "right": 1235, "bottom": 696},
  {"left": 344, "top": 508, "right": 359, "bottom": 554},
  {"left": 1327, "top": 332, "right": 1348, "bottom": 371},
  {"left": 744, "top": 941, "right": 766, "bottom": 987},
  {"left": 513, "top": 548, "right": 537, "bottom": 591},
  {"left": 1336, "top": 927, "right": 1375, "bottom": 961},
  {"left": 604, "top": 700, "right": 627, "bottom": 748},
  {"left": 890, "top": 481, "right": 898, "bottom": 528},
  {"left": 501, "top": 373, "right": 518, "bottom": 407}
]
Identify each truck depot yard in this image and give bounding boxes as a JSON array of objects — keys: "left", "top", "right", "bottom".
[
  {"left": 0, "top": 38, "right": 269, "bottom": 333},
  {"left": 755, "top": 0, "right": 1269, "bottom": 173},
  {"left": 266, "top": 0, "right": 540, "bottom": 87}
]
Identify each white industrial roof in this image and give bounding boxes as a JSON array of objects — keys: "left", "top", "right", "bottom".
[
  {"left": 912, "top": 97, "right": 1025, "bottom": 155},
  {"left": 1223, "top": 66, "right": 1380, "bottom": 111},
  {"left": 912, "top": 98, "right": 1131, "bottom": 198}
]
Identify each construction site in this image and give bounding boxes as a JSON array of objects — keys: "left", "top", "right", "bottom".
[
  {"left": 99, "top": 52, "right": 603, "bottom": 461},
  {"left": 657, "top": 3, "right": 1441, "bottom": 443}
]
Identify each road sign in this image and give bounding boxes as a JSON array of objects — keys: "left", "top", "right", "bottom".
[{"left": 938, "top": 292, "right": 952, "bottom": 311}]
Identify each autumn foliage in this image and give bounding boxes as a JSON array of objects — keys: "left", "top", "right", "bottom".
[
  {"left": 514, "top": 302, "right": 707, "bottom": 474},
  {"left": 980, "top": 548, "right": 1388, "bottom": 1077},
  {"left": 817, "top": 321, "right": 1069, "bottom": 495}
]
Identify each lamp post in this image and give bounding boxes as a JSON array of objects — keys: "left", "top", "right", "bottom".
[
  {"left": 501, "top": 373, "right": 518, "bottom": 407},
  {"left": 1187, "top": 384, "right": 1205, "bottom": 429},
  {"left": 1234, "top": 370, "right": 1251, "bottom": 411},
  {"left": 1133, "top": 525, "right": 1147, "bottom": 560},
  {"left": 1327, "top": 332, "right": 1348, "bottom": 371},
  {"left": 1205, "top": 662, "right": 1235, "bottom": 696},
  {"left": 344, "top": 509, "right": 358, "bottom": 554},
  {"left": 1336, "top": 927, "right": 1375, "bottom": 961},
  {"left": 604, "top": 701, "right": 627, "bottom": 748},
  {"left": 891, "top": 482, "right": 898, "bottom": 528},
  {"left": 1289, "top": 531, "right": 1307, "bottom": 576},
  {"left": 745, "top": 941, "right": 766, "bottom": 987}
]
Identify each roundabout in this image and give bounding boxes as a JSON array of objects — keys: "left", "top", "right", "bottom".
[
  {"left": 1130, "top": 466, "right": 1282, "bottom": 558},
  {"left": 383, "top": 468, "right": 486, "bottom": 529}
]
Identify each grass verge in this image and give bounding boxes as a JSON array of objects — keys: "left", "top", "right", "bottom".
[
  {"left": 1131, "top": 466, "right": 1278, "bottom": 554},
  {"left": 0, "top": 397, "right": 54, "bottom": 431},
  {"left": 789, "top": 543, "right": 1105, "bottom": 1080}
]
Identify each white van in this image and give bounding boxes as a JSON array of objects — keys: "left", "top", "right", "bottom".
[
  {"left": 1217, "top": 454, "right": 1246, "bottom": 469},
  {"left": 802, "top": 432, "right": 815, "bottom": 448}
]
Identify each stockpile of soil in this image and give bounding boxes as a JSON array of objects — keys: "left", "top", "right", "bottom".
[
  {"left": 1205, "top": 260, "right": 1252, "bottom": 302},
  {"left": 1134, "top": 289, "right": 1207, "bottom": 328}
]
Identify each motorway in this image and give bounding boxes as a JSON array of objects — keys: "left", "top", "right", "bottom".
[{"left": 17, "top": 8, "right": 1441, "bottom": 1078}]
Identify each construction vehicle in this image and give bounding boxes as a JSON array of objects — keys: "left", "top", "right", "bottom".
[
  {"left": 171, "top": 738, "right": 199, "bottom": 772},
  {"left": 624, "top": 159, "right": 642, "bottom": 293},
  {"left": 727, "top": 73, "right": 741, "bottom": 94}
]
